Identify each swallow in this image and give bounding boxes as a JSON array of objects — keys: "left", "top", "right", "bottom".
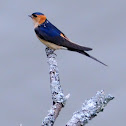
[{"left": 29, "top": 12, "right": 107, "bottom": 66}]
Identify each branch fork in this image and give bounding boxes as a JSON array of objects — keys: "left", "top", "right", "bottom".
[{"left": 41, "top": 47, "right": 114, "bottom": 126}]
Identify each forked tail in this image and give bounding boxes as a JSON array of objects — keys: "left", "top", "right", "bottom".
[{"left": 76, "top": 50, "right": 107, "bottom": 66}]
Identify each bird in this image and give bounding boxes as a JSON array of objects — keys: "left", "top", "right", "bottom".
[{"left": 29, "top": 12, "right": 107, "bottom": 66}]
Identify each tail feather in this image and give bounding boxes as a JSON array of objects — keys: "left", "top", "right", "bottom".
[
  {"left": 75, "top": 50, "right": 107, "bottom": 66},
  {"left": 62, "top": 40, "right": 93, "bottom": 51},
  {"left": 86, "top": 53, "right": 107, "bottom": 66},
  {"left": 65, "top": 40, "right": 107, "bottom": 66}
]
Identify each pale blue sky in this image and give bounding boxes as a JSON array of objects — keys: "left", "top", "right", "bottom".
[{"left": 0, "top": 0, "right": 126, "bottom": 126}]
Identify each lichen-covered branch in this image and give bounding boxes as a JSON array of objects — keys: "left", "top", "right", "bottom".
[
  {"left": 41, "top": 47, "right": 70, "bottom": 126},
  {"left": 41, "top": 47, "right": 114, "bottom": 126},
  {"left": 66, "top": 90, "right": 114, "bottom": 126}
]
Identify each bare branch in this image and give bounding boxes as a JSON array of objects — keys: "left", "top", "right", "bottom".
[
  {"left": 66, "top": 90, "right": 114, "bottom": 126},
  {"left": 41, "top": 47, "right": 114, "bottom": 126},
  {"left": 41, "top": 47, "right": 70, "bottom": 126}
]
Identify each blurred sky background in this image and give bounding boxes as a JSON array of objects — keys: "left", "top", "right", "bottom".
[{"left": 0, "top": 0, "right": 126, "bottom": 126}]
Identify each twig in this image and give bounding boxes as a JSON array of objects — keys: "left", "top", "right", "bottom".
[
  {"left": 41, "top": 47, "right": 70, "bottom": 126},
  {"left": 66, "top": 90, "right": 114, "bottom": 126}
]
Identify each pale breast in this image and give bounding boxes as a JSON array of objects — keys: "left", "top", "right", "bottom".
[{"left": 37, "top": 36, "right": 67, "bottom": 50}]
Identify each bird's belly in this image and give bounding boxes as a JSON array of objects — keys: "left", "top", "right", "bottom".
[{"left": 37, "top": 36, "right": 63, "bottom": 50}]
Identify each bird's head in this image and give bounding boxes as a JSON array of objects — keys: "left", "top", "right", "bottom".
[{"left": 29, "top": 12, "right": 47, "bottom": 28}]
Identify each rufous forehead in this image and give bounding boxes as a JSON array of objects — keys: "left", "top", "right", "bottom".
[
  {"left": 37, "top": 15, "right": 47, "bottom": 20},
  {"left": 33, "top": 15, "right": 47, "bottom": 25}
]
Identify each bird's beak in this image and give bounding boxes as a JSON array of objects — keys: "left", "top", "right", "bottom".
[{"left": 28, "top": 15, "right": 32, "bottom": 18}]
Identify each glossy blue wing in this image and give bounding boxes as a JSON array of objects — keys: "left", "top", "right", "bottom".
[{"left": 34, "top": 21, "right": 92, "bottom": 51}]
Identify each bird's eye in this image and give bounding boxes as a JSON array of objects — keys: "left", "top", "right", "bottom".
[{"left": 32, "top": 14, "right": 37, "bottom": 17}]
